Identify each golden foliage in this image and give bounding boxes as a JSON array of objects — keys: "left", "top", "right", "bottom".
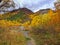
[
  {"left": 0, "top": 9, "right": 60, "bottom": 31},
  {"left": 0, "top": 20, "right": 21, "bottom": 27}
]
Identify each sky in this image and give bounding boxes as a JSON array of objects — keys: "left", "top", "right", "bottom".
[
  {"left": 13, "top": 0, "right": 57, "bottom": 12},
  {"left": 24, "top": 0, "right": 57, "bottom": 12},
  {"left": 0, "top": 0, "right": 57, "bottom": 14}
]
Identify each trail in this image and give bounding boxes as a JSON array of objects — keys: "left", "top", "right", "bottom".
[{"left": 20, "top": 26, "right": 36, "bottom": 45}]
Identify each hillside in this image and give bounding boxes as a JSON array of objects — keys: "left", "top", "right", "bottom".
[{"left": 0, "top": 0, "right": 60, "bottom": 44}]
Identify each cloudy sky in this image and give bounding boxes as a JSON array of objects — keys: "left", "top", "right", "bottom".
[
  {"left": 26, "top": 0, "right": 56, "bottom": 12},
  {"left": 11, "top": 0, "right": 57, "bottom": 12}
]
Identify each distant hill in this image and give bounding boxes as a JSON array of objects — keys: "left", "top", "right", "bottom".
[
  {"left": 18, "top": 8, "right": 51, "bottom": 15},
  {"left": 35, "top": 9, "right": 51, "bottom": 14},
  {"left": 19, "top": 8, "right": 34, "bottom": 15},
  {"left": 0, "top": 7, "right": 55, "bottom": 15}
]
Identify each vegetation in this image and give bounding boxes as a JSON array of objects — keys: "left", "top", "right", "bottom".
[{"left": 0, "top": 4, "right": 60, "bottom": 45}]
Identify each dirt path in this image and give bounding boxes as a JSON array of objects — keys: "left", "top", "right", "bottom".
[
  {"left": 20, "top": 26, "right": 36, "bottom": 45},
  {"left": 27, "top": 37, "right": 36, "bottom": 45}
]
